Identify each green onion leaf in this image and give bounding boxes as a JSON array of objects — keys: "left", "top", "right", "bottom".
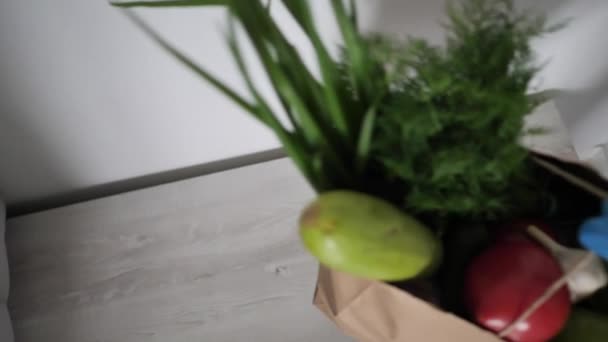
[{"left": 356, "top": 105, "right": 377, "bottom": 173}]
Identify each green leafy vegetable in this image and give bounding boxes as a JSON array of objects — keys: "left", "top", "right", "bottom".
[
  {"left": 113, "top": 0, "right": 559, "bottom": 220},
  {"left": 368, "top": 0, "right": 558, "bottom": 218}
]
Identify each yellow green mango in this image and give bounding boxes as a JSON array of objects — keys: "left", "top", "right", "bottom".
[{"left": 299, "top": 191, "right": 442, "bottom": 281}]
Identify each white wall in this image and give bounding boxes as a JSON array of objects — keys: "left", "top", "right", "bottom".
[
  {"left": 0, "top": 0, "right": 606, "bottom": 207},
  {"left": 0, "top": 1, "right": 336, "bottom": 206},
  {"left": 533, "top": 0, "right": 608, "bottom": 160},
  {"left": 0, "top": 2, "right": 286, "bottom": 206}
]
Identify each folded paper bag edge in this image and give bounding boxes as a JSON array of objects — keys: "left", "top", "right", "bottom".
[
  {"left": 313, "top": 266, "right": 380, "bottom": 341},
  {"left": 313, "top": 265, "right": 374, "bottom": 316},
  {"left": 314, "top": 266, "right": 501, "bottom": 342}
]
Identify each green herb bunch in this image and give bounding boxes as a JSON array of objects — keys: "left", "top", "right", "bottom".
[
  {"left": 369, "top": 0, "right": 560, "bottom": 218},
  {"left": 112, "top": 0, "right": 558, "bottom": 219}
]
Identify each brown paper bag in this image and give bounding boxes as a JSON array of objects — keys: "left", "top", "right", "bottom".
[
  {"left": 314, "top": 266, "right": 500, "bottom": 342},
  {"left": 313, "top": 152, "right": 608, "bottom": 342}
]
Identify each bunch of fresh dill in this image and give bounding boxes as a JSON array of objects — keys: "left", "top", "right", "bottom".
[{"left": 369, "top": 0, "right": 560, "bottom": 218}]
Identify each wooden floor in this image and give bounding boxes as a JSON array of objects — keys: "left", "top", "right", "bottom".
[{"left": 6, "top": 159, "right": 352, "bottom": 342}]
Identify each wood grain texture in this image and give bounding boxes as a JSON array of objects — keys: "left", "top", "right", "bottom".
[{"left": 6, "top": 159, "right": 352, "bottom": 342}]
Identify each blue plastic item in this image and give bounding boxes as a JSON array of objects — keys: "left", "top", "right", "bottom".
[{"left": 580, "top": 200, "right": 608, "bottom": 261}]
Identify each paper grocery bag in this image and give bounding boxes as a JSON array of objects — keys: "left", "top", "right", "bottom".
[
  {"left": 313, "top": 266, "right": 500, "bottom": 342},
  {"left": 312, "top": 152, "right": 608, "bottom": 342}
]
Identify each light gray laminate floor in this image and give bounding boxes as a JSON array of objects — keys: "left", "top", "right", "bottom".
[{"left": 6, "top": 159, "right": 352, "bottom": 342}]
